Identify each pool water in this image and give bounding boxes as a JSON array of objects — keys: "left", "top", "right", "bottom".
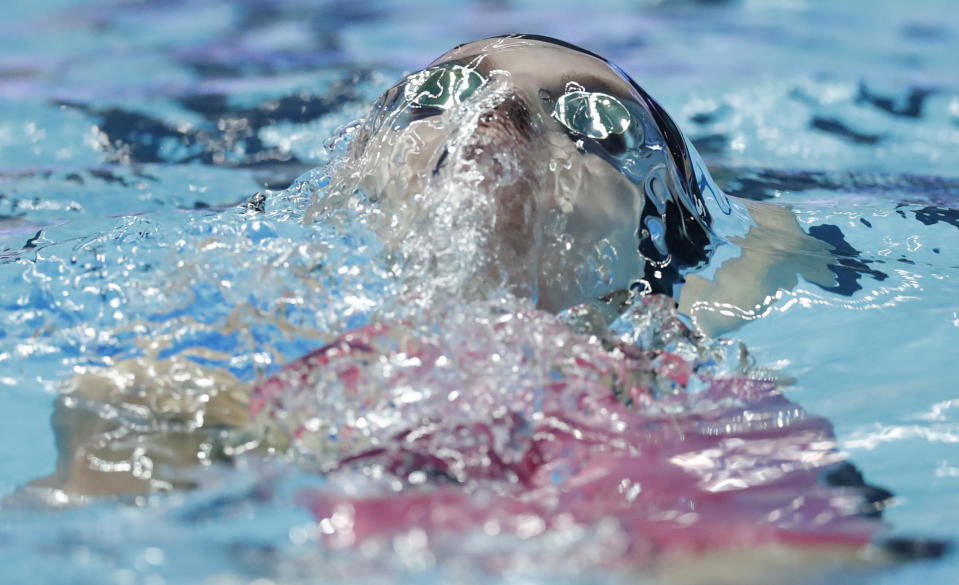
[{"left": 1, "top": 1, "right": 958, "bottom": 584}]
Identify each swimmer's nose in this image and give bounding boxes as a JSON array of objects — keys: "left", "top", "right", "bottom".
[{"left": 471, "top": 91, "right": 538, "bottom": 147}]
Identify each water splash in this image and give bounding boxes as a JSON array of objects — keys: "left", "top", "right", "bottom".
[{"left": 251, "top": 295, "right": 886, "bottom": 577}]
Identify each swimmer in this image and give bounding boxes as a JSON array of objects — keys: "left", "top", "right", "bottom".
[
  {"left": 30, "top": 36, "right": 846, "bottom": 501},
  {"left": 20, "top": 34, "right": 946, "bottom": 583},
  {"left": 311, "top": 34, "right": 838, "bottom": 334}
]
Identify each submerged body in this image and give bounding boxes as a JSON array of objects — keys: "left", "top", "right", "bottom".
[{"left": 254, "top": 296, "right": 896, "bottom": 581}]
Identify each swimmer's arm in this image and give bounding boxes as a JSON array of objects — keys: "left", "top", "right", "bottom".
[{"left": 25, "top": 358, "right": 253, "bottom": 498}]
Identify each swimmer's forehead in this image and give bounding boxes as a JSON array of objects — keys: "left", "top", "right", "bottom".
[{"left": 428, "top": 37, "right": 641, "bottom": 102}]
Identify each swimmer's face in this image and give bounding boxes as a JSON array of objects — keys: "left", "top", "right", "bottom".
[
  {"left": 426, "top": 37, "right": 652, "bottom": 171},
  {"left": 332, "top": 35, "right": 714, "bottom": 312}
]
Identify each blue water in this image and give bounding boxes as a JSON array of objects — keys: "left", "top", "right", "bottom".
[{"left": 1, "top": 1, "right": 958, "bottom": 583}]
